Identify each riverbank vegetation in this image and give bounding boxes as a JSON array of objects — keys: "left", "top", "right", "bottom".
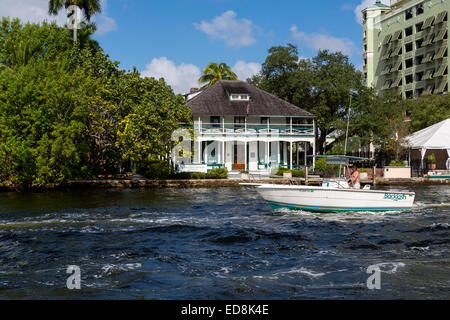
[
  {"left": 249, "top": 44, "right": 450, "bottom": 162},
  {"left": 0, "top": 18, "right": 191, "bottom": 190}
]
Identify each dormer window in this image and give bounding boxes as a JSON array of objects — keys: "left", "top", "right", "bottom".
[{"left": 230, "top": 94, "right": 250, "bottom": 101}]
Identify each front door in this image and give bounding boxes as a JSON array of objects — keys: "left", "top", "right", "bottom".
[{"left": 233, "top": 143, "right": 245, "bottom": 171}]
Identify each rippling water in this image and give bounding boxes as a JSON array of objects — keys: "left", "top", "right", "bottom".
[{"left": 0, "top": 185, "right": 449, "bottom": 299}]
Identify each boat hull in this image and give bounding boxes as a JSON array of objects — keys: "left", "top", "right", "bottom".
[{"left": 256, "top": 185, "right": 415, "bottom": 212}]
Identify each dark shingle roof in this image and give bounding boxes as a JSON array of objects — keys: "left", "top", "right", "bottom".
[{"left": 186, "top": 80, "right": 315, "bottom": 118}]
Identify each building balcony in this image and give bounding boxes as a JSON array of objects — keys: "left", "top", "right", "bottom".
[{"left": 191, "top": 123, "right": 315, "bottom": 139}]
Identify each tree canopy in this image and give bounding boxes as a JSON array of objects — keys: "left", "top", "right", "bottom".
[
  {"left": 198, "top": 62, "right": 238, "bottom": 89},
  {"left": 249, "top": 44, "right": 449, "bottom": 159},
  {"left": 0, "top": 18, "right": 191, "bottom": 189}
]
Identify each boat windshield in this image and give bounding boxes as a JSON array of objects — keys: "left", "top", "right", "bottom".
[{"left": 308, "top": 155, "right": 373, "bottom": 166}]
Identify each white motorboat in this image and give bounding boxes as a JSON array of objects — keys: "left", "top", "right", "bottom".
[{"left": 248, "top": 156, "right": 416, "bottom": 212}]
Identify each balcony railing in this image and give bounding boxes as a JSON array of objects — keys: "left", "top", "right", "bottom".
[{"left": 194, "top": 123, "right": 315, "bottom": 136}]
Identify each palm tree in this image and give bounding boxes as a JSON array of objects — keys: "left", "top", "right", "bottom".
[
  {"left": 0, "top": 38, "right": 42, "bottom": 71},
  {"left": 48, "top": 0, "right": 102, "bottom": 44},
  {"left": 198, "top": 62, "right": 238, "bottom": 89}
]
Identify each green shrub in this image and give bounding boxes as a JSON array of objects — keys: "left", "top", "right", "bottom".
[
  {"left": 389, "top": 160, "right": 406, "bottom": 167},
  {"left": 427, "top": 154, "right": 436, "bottom": 164},
  {"left": 170, "top": 167, "right": 228, "bottom": 180},
  {"left": 292, "top": 169, "right": 306, "bottom": 178},
  {"left": 314, "top": 158, "right": 327, "bottom": 173},
  {"left": 136, "top": 160, "right": 171, "bottom": 179},
  {"left": 207, "top": 168, "right": 228, "bottom": 179},
  {"left": 275, "top": 166, "right": 290, "bottom": 176}
]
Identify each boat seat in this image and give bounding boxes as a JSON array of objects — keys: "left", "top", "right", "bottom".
[{"left": 363, "top": 184, "right": 371, "bottom": 190}]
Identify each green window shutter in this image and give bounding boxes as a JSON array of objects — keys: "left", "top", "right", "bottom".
[
  {"left": 421, "top": 69, "right": 434, "bottom": 80},
  {"left": 422, "top": 16, "right": 435, "bottom": 29},
  {"left": 381, "top": 80, "right": 392, "bottom": 90},
  {"left": 435, "top": 12, "right": 447, "bottom": 24},
  {"left": 390, "top": 45, "right": 402, "bottom": 57},
  {"left": 391, "top": 77, "right": 402, "bottom": 88},
  {"left": 435, "top": 79, "right": 448, "bottom": 93},
  {"left": 381, "top": 64, "right": 392, "bottom": 75},
  {"left": 422, "top": 30, "right": 435, "bottom": 46},
  {"left": 391, "top": 30, "right": 402, "bottom": 41},
  {"left": 422, "top": 51, "right": 434, "bottom": 63},
  {"left": 433, "top": 29, "right": 447, "bottom": 42},
  {"left": 392, "top": 60, "right": 402, "bottom": 72},
  {"left": 422, "top": 84, "right": 434, "bottom": 96},
  {"left": 434, "top": 64, "right": 447, "bottom": 77},
  {"left": 381, "top": 44, "right": 392, "bottom": 60},
  {"left": 382, "top": 34, "right": 392, "bottom": 45},
  {"left": 434, "top": 46, "right": 447, "bottom": 60}
]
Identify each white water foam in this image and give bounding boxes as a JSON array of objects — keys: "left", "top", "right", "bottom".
[{"left": 275, "top": 267, "right": 326, "bottom": 278}]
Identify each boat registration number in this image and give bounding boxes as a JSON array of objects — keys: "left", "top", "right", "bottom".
[{"left": 383, "top": 193, "right": 407, "bottom": 201}]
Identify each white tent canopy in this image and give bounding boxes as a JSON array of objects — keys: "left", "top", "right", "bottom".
[{"left": 405, "top": 118, "right": 450, "bottom": 161}]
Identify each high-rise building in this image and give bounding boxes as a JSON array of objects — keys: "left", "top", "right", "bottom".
[{"left": 362, "top": 0, "right": 448, "bottom": 98}]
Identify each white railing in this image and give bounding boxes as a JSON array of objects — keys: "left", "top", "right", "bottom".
[{"left": 195, "top": 123, "right": 314, "bottom": 136}]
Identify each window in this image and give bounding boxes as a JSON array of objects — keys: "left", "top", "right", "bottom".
[
  {"left": 260, "top": 117, "right": 269, "bottom": 125},
  {"left": 415, "top": 71, "right": 424, "bottom": 81},
  {"left": 405, "top": 74, "right": 413, "bottom": 84},
  {"left": 405, "top": 90, "right": 414, "bottom": 98},
  {"left": 416, "top": 38, "right": 423, "bottom": 49},
  {"left": 405, "top": 42, "right": 413, "bottom": 53},
  {"left": 416, "top": 4, "right": 424, "bottom": 16},
  {"left": 210, "top": 116, "right": 220, "bottom": 128},
  {"left": 292, "top": 118, "right": 305, "bottom": 126},
  {"left": 416, "top": 54, "right": 424, "bottom": 65},
  {"left": 234, "top": 116, "right": 245, "bottom": 128},
  {"left": 405, "top": 58, "right": 414, "bottom": 69},
  {"left": 230, "top": 94, "right": 250, "bottom": 101},
  {"left": 416, "top": 22, "right": 423, "bottom": 32},
  {"left": 405, "top": 26, "right": 413, "bottom": 37},
  {"left": 405, "top": 8, "right": 413, "bottom": 20}
]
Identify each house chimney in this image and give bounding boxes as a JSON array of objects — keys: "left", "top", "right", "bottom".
[{"left": 190, "top": 88, "right": 199, "bottom": 94}]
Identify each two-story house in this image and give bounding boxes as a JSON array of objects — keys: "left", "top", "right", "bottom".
[{"left": 183, "top": 80, "right": 317, "bottom": 175}]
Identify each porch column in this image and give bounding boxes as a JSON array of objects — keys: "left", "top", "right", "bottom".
[
  {"left": 277, "top": 142, "right": 281, "bottom": 164},
  {"left": 266, "top": 140, "right": 269, "bottom": 167},
  {"left": 198, "top": 140, "right": 201, "bottom": 164},
  {"left": 244, "top": 141, "right": 248, "bottom": 171},
  {"left": 304, "top": 142, "right": 307, "bottom": 166},
  {"left": 290, "top": 141, "right": 293, "bottom": 169},
  {"left": 312, "top": 141, "right": 316, "bottom": 169},
  {"left": 222, "top": 141, "right": 225, "bottom": 166}
]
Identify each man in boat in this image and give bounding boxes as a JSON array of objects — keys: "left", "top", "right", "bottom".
[{"left": 347, "top": 164, "right": 361, "bottom": 189}]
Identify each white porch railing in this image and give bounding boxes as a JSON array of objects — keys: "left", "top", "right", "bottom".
[{"left": 194, "top": 123, "right": 314, "bottom": 136}]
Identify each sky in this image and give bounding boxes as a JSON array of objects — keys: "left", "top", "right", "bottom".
[{"left": 0, "top": 0, "right": 390, "bottom": 94}]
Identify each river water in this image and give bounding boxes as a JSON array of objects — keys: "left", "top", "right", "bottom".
[{"left": 0, "top": 185, "right": 449, "bottom": 299}]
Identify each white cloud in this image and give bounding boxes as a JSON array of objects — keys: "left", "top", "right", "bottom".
[
  {"left": 96, "top": 14, "right": 117, "bottom": 35},
  {"left": 0, "top": 0, "right": 66, "bottom": 25},
  {"left": 290, "top": 25, "right": 358, "bottom": 57},
  {"left": 194, "top": 10, "right": 259, "bottom": 48},
  {"left": 354, "top": 0, "right": 390, "bottom": 25},
  {"left": 0, "top": 0, "right": 117, "bottom": 35},
  {"left": 141, "top": 57, "right": 201, "bottom": 94},
  {"left": 232, "top": 61, "right": 261, "bottom": 81}
]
